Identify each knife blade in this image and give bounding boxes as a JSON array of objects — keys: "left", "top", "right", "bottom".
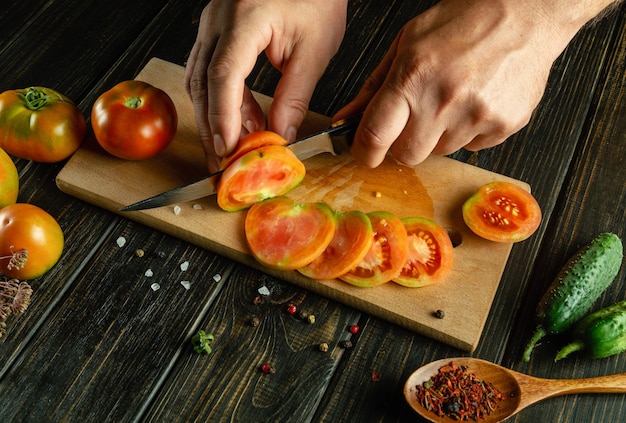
[{"left": 120, "top": 114, "right": 361, "bottom": 211}]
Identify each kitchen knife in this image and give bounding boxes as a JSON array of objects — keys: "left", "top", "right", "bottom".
[{"left": 120, "top": 114, "right": 361, "bottom": 211}]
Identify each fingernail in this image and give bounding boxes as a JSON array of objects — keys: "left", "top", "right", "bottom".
[
  {"left": 213, "top": 134, "right": 225, "bottom": 157},
  {"left": 285, "top": 126, "right": 297, "bottom": 142}
]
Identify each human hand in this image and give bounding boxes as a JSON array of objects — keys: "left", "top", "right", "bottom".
[
  {"left": 334, "top": 0, "right": 573, "bottom": 168},
  {"left": 185, "top": 0, "right": 347, "bottom": 172}
]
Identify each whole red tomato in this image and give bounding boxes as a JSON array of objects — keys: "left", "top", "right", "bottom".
[
  {"left": 91, "top": 80, "right": 177, "bottom": 160},
  {"left": 0, "top": 203, "right": 64, "bottom": 280},
  {"left": 0, "top": 86, "right": 86, "bottom": 162}
]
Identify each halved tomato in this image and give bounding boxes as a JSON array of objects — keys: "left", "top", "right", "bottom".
[
  {"left": 340, "top": 211, "right": 408, "bottom": 287},
  {"left": 219, "top": 131, "right": 288, "bottom": 170},
  {"left": 245, "top": 197, "right": 336, "bottom": 270},
  {"left": 462, "top": 181, "right": 541, "bottom": 242},
  {"left": 217, "top": 144, "right": 305, "bottom": 212},
  {"left": 393, "top": 217, "right": 454, "bottom": 287},
  {"left": 298, "top": 210, "right": 373, "bottom": 280}
]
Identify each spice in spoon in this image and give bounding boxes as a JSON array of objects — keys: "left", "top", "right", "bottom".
[{"left": 414, "top": 361, "right": 504, "bottom": 420}]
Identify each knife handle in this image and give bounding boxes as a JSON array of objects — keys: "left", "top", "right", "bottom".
[{"left": 328, "top": 113, "right": 363, "bottom": 138}]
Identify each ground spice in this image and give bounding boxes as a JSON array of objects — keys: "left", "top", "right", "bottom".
[{"left": 414, "top": 361, "right": 503, "bottom": 421}]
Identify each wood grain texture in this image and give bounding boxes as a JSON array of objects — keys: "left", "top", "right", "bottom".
[
  {"left": 0, "top": 1, "right": 624, "bottom": 422},
  {"left": 141, "top": 265, "right": 362, "bottom": 422},
  {"left": 57, "top": 58, "right": 533, "bottom": 352}
]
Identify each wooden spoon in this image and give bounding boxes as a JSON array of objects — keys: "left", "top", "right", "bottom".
[{"left": 404, "top": 357, "right": 626, "bottom": 422}]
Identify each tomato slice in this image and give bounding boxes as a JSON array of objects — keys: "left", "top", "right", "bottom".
[
  {"left": 217, "top": 144, "right": 305, "bottom": 212},
  {"left": 245, "top": 197, "right": 336, "bottom": 270},
  {"left": 219, "top": 131, "right": 288, "bottom": 170},
  {"left": 298, "top": 210, "right": 374, "bottom": 280},
  {"left": 462, "top": 181, "right": 541, "bottom": 242},
  {"left": 392, "top": 217, "right": 454, "bottom": 287},
  {"left": 339, "top": 211, "right": 408, "bottom": 287}
]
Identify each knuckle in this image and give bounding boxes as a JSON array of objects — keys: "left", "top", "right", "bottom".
[
  {"left": 187, "top": 76, "right": 208, "bottom": 99},
  {"left": 359, "top": 123, "right": 390, "bottom": 152}
]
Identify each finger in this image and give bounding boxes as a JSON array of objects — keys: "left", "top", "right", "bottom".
[
  {"left": 464, "top": 133, "right": 508, "bottom": 152},
  {"left": 430, "top": 110, "right": 486, "bottom": 157},
  {"left": 351, "top": 88, "right": 410, "bottom": 168},
  {"left": 184, "top": 42, "right": 200, "bottom": 99},
  {"left": 185, "top": 36, "right": 220, "bottom": 172},
  {"left": 390, "top": 106, "right": 444, "bottom": 165},
  {"left": 456, "top": 113, "right": 526, "bottom": 153},
  {"left": 240, "top": 85, "right": 266, "bottom": 135},
  {"left": 266, "top": 47, "right": 334, "bottom": 142},
  {"left": 207, "top": 29, "right": 272, "bottom": 156}
]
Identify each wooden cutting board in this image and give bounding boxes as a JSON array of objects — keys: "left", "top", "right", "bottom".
[{"left": 57, "top": 58, "right": 529, "bottom": 351}]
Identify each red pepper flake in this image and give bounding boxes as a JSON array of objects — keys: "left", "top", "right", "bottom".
[
  {"left": 260, "top": 363, "right": 275, "bottom": 374},
  {"left": 414, "top": 361, "right": 504, "bottom": 420},
  {"left": 371, "top": 371, "right": 382, "bottom": 382},
  {"left": 286, "top": 304, "right": 297, "bottom": 315},
  {"left": 348, "top": 324, "right": 360, "bottom": 334}
]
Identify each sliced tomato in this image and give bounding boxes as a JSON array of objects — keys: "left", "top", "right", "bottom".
[
  {"left": 217, "top": 144, "right": 305, "bottom": 212},
  {"left": 245, "top": 197, "right": 336, "bottom": 270},
  {"left": 219, "top": 131, "right": 288, "bottom": 170},
  {"left": 298, "top": 210, "right": 374, "bottom": 280},
  {"left": 339, "top": 211, "right": 408, "bottom": 287},
  {"left": 393, "top": 217, "right": 454, "bottom": 287},
  {"left": 462, "top": 181, "right": 541, "bottom": 242}
]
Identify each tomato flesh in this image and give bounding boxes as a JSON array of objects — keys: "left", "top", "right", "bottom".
[
  {"left": 298, "top": 210, "right": 373, "bottom": 280},
  {"left": 245, "top": 197, "right": 336, "bottom": 270},
  {"left": 462, "top": 181, "right": 541, "bottom": 242},
  {"left": 220, "top": 131, "right": 288, "bottom": 170},
  {"left": 340, "top": 211, "right": 408, "bottom": 287},
  {"left": 218, "top": 144, "right": 305, "bottom": 212},
  {"left": 393, "top": 217, "right": 454, "bottom": 287}
]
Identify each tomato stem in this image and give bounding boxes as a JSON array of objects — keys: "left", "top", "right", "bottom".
[
  {"left": 18, "top": 87, "right": 51, "bottom": 111},
  {"left": 124, "top": 96, "right": 143, "bottom": 109}
]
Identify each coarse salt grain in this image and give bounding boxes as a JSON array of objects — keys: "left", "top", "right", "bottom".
[
  {"left": 213, "top": 274, "right": 221, "bottom": 282},
  {"left": 173, "top": 205, "right": 181, "bottom": 215},
  {"left": 180, "top": 261, "right": 189, "bottom": 271},
  {"left": 116, "top": 237, "right": 126, "bottom": 248},
  {"left": 192, "top": 204, "right": 203, "bottom": 210},
  {"left": 181, "top": 281, "right": 191, "bottom": 290},
  {"left": 145, "top": 269, "right": 154, "bottom": 277},
  {"left": 257, "top": 286, "right": 270, "bottom": 296},
  {"left": 150, "top": 283, "right": 160, "bottom": 291}
]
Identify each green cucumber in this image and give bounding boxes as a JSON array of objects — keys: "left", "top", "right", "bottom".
[
  {"left": 522, "top": 233, "right": 623, "bottom": 362},
  {"left": 555, "top": 300, "right": 626, "bottom": 361}
]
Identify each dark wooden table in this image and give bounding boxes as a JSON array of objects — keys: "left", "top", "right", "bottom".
[{"left": 1, "top": 1, "right": 625, "bottom": 422}]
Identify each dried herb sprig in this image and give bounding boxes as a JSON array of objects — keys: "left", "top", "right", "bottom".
[
  {"left": 0, "top": 278, "right": 33, "bottom": 339},
  {"left": 3, "top": 247, "right": 28, "bottom": 271}
]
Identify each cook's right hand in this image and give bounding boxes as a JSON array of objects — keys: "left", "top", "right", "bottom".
[{"left": 185, "top": 0, "right": 348, "bottom": 172}]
